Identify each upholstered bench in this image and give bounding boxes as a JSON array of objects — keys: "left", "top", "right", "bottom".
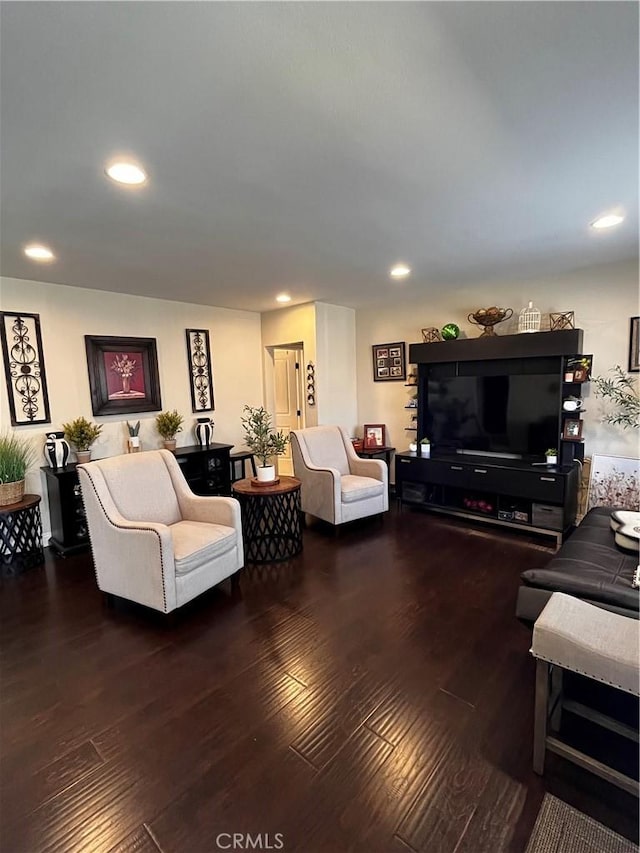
[
  {"left": 517, "top": 507, "right": 639, "bottom": 622},
  {"left": 531, "top": 593, "right": 639, "bottom": 795}
]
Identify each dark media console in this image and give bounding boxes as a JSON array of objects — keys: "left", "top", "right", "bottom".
[
  {"left": 395, "top": 452, "right": 579, "bottom": 548},
  {"left": 401, "top": 330, "right": 586, "bottom": 546}
]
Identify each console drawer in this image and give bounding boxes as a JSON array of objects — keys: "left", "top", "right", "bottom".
[{"left": 516, "top": 472, "right": 565, "bottom": 503}]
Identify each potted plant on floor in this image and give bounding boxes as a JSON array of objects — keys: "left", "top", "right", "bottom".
[
  {"left": 241, "top": 405, "right": 289, "bottom": 483},
  {"left": 0, "top": 433, "right": 35, "bottom": 506},
  {"left": 63, "top": 417, "right": 103, "bottom": 463},
  {"left": 156, "top": 410, "right": 184, "bottom": 452}
]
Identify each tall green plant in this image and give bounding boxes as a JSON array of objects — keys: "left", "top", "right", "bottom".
[
  {"left": 592, "top": 366, "right": 639, "bottom": 430},
  {"left": 0, "top": 433, "right": 35, "bottom": 484},
  {"left": 241, "top": 405, "right": 289, "bottom": 468}
]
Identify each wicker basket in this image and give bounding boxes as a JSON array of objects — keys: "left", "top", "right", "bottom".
[{"left": 0, "top": 479, "right": 25, "bottom": 507}]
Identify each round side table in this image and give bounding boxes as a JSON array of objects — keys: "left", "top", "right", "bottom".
[
  {"left": 0, "top": 494, "right": 44, "bottom": 577},
  {"left": 232, "top": 476, "right": 302, "bottom": 563}
]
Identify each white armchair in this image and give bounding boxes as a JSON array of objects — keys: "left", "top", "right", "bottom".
[
  {"left": 77, "top": 450, "right": 243, "bottom": 614},
  {"left": 291, "top": 426, "right": 388, "bottom": 526}
]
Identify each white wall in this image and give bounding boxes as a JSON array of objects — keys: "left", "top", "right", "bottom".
[
  {"left": 315, "top": 302, "right": 357, "bottom": 433},
  {"left": 356, "top": 259, "right": 640, "bottom": 469},
  {"left": 0, "top": 276, "right": 263, "bottom": 537}
]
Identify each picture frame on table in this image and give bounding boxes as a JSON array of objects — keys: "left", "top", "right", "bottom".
[
  {"left": 363, "top": 424, "right": 386, "bottom": 449},
  {"left": 562, "top": 418, "right": 583, "bottom": 440},
  {"left": 372, "top": 341, "right": 406, "bottom": 382},
  {"left": 564, "top": 355, "right": 593, "bottom": 383},
  {"left": 85, "top": 335, "right": 162, "bottom": 416},
  {"left": 629, "top": 316, "right": 639, "bottom": 373}
]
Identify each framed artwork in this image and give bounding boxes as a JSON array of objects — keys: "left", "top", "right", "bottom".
[
  {"left": 0, "top": 312, "right": 51, "bottom": 425},
  {"left": 562, "top": 418, "right": 583, "bottom": 440},
  {"left": 85, "top": 335, "right": 162, "bottom": 416},
  {"left": 372, "top": 342, "right": 406, "bottom": 382},
  {"left": 186, "top": 329, "right": 214, "bottom": 412},
  {"left": 364, "top": 424, "right": 386, "bottom": 449},
  {"left": 587, "top": 455, "right": 640, "bottom": 512},
  {"left": 629, "top": 316, "right": 639, "bottom": 373},
  {"left": 564, "top": 355, "right": 593, "bottom": 383}
]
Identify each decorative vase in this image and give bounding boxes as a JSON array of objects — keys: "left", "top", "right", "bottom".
[
  {"left": 194, "top": 417, "right": 214, "bottom": 446},
  {"left": 44, "top": 431, "right": 70, "bottom": 469},
  {"left": 163, "top": 439, "right": 177, "bottom": 452},
  {"left": 127, "top": 436, "right": 141, "bottom": 453},
  {"left": 256, "top": 464, "right": 276, "bottom": 483},
  {"left": 0, "top": 479, "right": 25, "bottom": 507},
  {"left": 76, "top": 450, "right": 92, "bottom": 464}
]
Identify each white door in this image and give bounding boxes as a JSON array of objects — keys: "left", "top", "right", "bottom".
[{"left": 274, "top": 348, "right": 303, "bottom": 476}]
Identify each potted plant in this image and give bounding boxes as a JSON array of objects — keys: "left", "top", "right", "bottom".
[
  {"left": 592, "top": 366, "right": 639, "bottom": 430},
  {"left": 418, "top": 436, "right": 431, "bottom": 458},
  {"left": 126, "top": 420, "right": 141, "bottom": 453},
  {"left": 63, "top": 417, "right": 103, "bottom": 463},
  {"left": 241, "top": 405, "right": 289, "bottom": 482},
  {"left": 0, "top": 433, "right": 35, "bottom": 506},
  {"left": 545, "top": 448, "right": 558, "bottom": 466},
  {"left": 155, "top": 410, "right": 184, "bottom": 452}
]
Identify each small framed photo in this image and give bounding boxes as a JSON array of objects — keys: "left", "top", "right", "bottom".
[
  {"left": 562, "top": 418, "right": 583, "bottom": 440},
  {"left": 629, "top": 316, "right": 639, "bottom": 373},
  {"left": 364, "top": 424, "right": 386, "bottom": 448},
  {"left": 372, "top": 341, "right": 406, "bottom": 382},
  {"left": 565, "top": 355, "right": 593, "bottom": 383}
]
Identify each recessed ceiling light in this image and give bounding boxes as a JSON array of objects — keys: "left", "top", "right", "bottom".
[
  {"left": 591, "top": 213, "right": 624, "bottom": 230},
  {"left": 390, "top": 264, "right": 411, "bottom": 278},
  {"left": 105, "top": 161, "right": 147, "bottom": 185},
  {"left": 24, "top": 244, "right": 55, "bottom": 261},
  {"left": 276, "top": 293, "right": 292, "bottom": 303}
]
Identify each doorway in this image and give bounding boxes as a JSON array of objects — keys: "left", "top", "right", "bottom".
[{"left": 273, "top": 347, "right": 304, "bottom": 476}]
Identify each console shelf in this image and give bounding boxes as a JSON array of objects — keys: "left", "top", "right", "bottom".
[{"left": 395, "top": 453, "right": 579, "bottom": 548}]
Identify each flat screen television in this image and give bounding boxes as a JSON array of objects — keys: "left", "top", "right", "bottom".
[{"left": 425, "top": 373, "right": 560, "bottom": 458}]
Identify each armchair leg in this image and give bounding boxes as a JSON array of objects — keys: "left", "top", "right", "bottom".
[
  {"left": 533, "top": 659, "right": 549, "bottom": 775},
  {"left": 230, "top": 569, "right": 242, "bottom": 596},
  {"left": 102, "top": 592, "right": 115, "bottom": 609}
]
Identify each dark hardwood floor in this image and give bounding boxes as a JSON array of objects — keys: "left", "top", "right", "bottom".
[{"left": 1, "top": 507, "right": 637, "bottom": 852}]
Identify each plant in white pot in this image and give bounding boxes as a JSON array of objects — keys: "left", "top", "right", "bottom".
[
  {"left": 63, "top": 417, "right": 103, "bottom": 463},
  {"left": 241, "top": 405, "right": 289, "bottom": 483},
  {"left": 419, "top": 436, "right": 431, "bottom": 458},
  {"left": 0, "top": 433, "right": 35, "bottom": 506},
  {"left": 545, "top": 448, "right": 558, "bottom": 466}
]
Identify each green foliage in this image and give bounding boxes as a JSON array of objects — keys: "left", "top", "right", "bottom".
[
  {"left": 241, "top": 405, "right": 289, "bottom": 467},
  {"left": 155, "top": 410, "right": 184, "bottom": 440},
  {"left": 0, "top": 433, "right": 35, "bottom": 484},
  {"left": 127, "top": 420, "right": 140, "bottom": 437},
  {"left": 420, "top": 436, "right": 431, "bottom": 444},
  {"left": 545, "top": 448, "right": 557, "bottom": 456},
  {"left": 63, "top": 417, "right": 103, "bottom": 451},
  {"left": 593, "top": 366, "right": 639, "bottom": 430}
]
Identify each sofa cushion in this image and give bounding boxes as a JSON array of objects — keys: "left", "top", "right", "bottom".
[
  {"left": 341, "top": 474, "right": 384, "bottom": 503},
  {"left": 171, "top": 520, "right": 237, "bottom": 575}
]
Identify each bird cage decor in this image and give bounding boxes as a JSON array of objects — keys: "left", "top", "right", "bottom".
[
  {"left": 550, "top": 311, "right": 575, "bottom": 331},
  {"left": 421, "top": 327, "right": 442, "bottom": 343},
  {"left": 518, "top": 301, "right": 541, "bottom": 333}
]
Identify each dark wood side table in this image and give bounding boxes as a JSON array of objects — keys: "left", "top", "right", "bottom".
[
  {"left": 0, "top": 494, "right": 44, "bottom": 577},
  {"left": 174, "top": 443, "right": 233, "bottom": 496},
  {"left": 358, "top": 445, "right": 395, "bottom": 469},
  {"left": 232, "top": 476, "right": 302, "bottom": 563},
  {"left": 42, "top": 464, "right": 90, "bottom": 556}
]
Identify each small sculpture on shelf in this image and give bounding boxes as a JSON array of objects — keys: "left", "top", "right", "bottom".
[
  {"left": 421, "top": 327, "right": 442, "bottom": 343},
  {"left": 468, "top": 307, "right": 513, "bottom": 337},
  {"left": 518, "top": 302, "right": 541, "bottom": 333},
  {"left": 441, "top": 323, "right": 460, "bottom": 340},
  {"left": 550, "top": 311, "right": 575, "bottom": 331}
]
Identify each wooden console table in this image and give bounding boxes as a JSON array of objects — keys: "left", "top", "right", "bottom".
[
  {"left": 232, "top": 476, "right": 302, "bottom": 563},
  {"left": 0, "top": 494, "right": 44, "bottom": 576}
]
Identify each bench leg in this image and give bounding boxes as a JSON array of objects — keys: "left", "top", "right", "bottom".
[{"left": 533, "top": 658, "right": 549, "bottom": 775}]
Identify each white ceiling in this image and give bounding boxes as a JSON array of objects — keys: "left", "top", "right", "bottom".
[{"left": 1, "top": 2, "right": 637, "bottom": 313}]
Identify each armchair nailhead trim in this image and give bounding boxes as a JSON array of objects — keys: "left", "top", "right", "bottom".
[
  {"left": 530, "top": 649, "right": 639, "bottom": 696},
  {"left": 79, "top": 468, "right": 169, "bottom": 613}
]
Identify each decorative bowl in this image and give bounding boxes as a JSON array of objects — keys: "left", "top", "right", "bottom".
[{"left": 467, "top": 307, "right": 513, "bottom": 337}]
